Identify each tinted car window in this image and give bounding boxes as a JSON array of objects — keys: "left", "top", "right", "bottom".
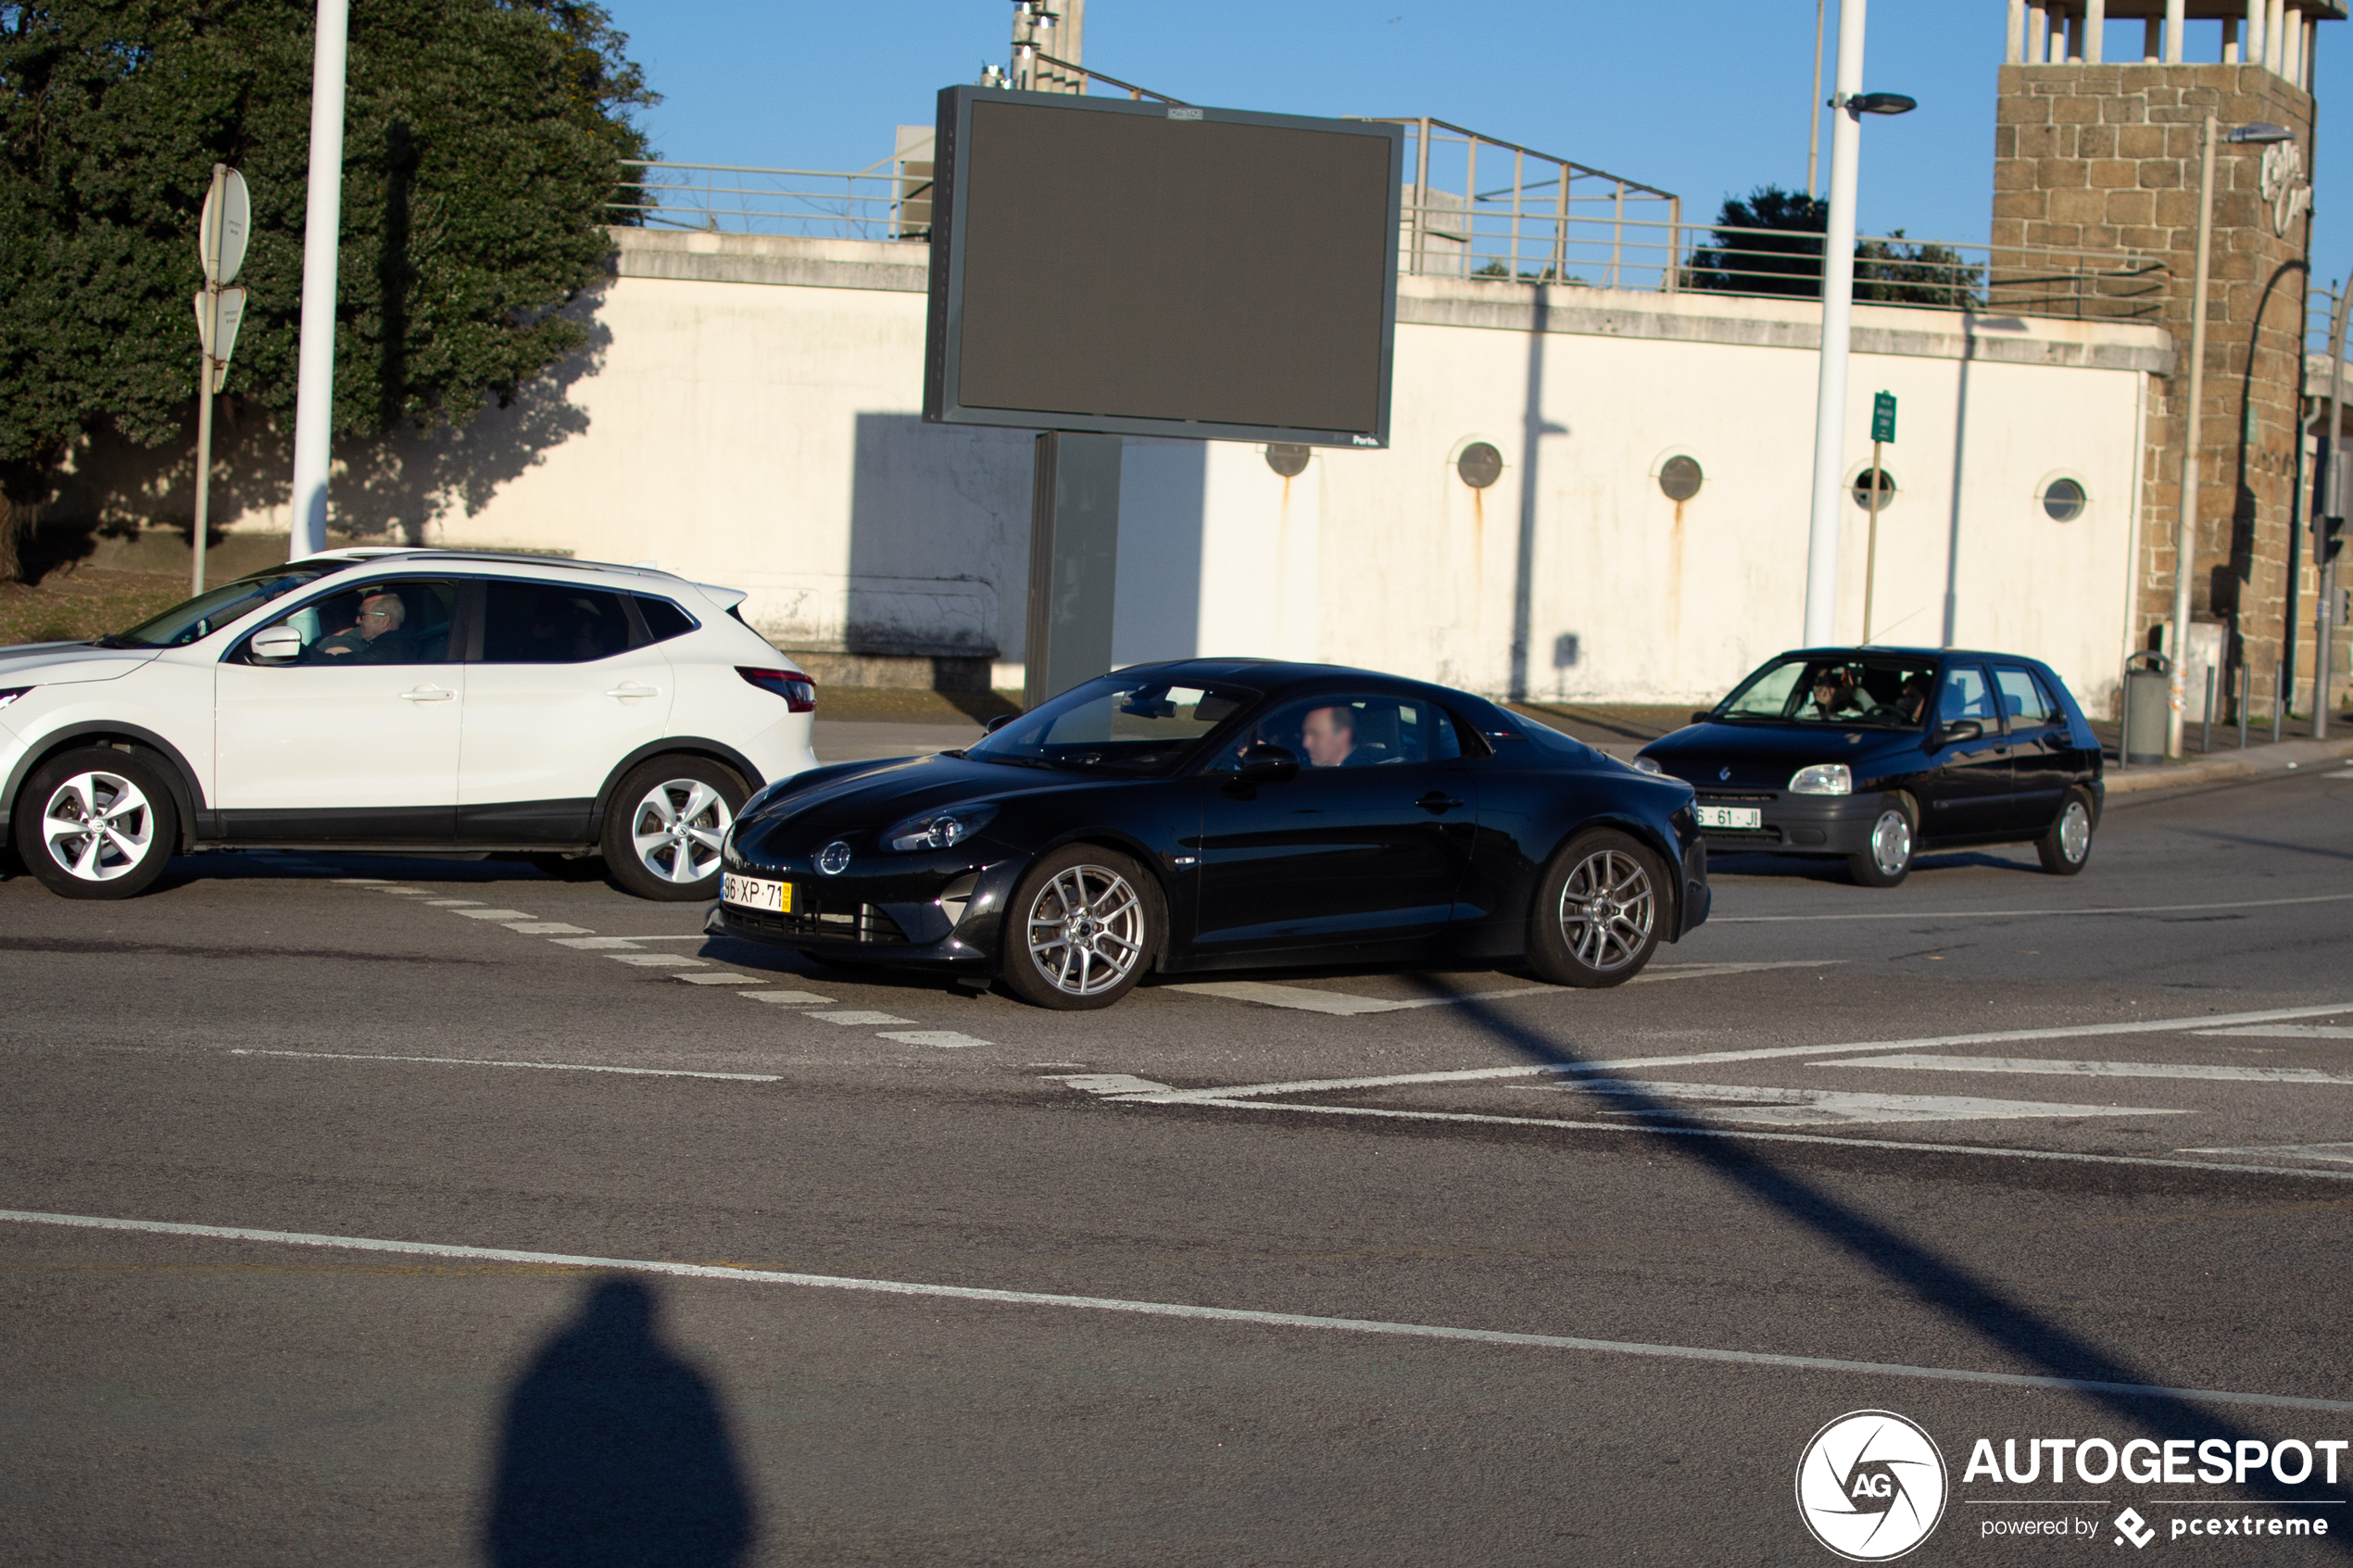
[
  {"left": 1994, "top": 666, "right": 2057, "bottom": 727},
  {"left": 481, "top": 582, "right": 634, "bottom": 664},
  {"left": 239, "top": 579, "right": 457, "bottom": 665},
  {"left": 970, "top": 677, "right": 1252, "bottom": 776},
  {"left": 1210, "top": 693, "right": 1464, "bottom": 771},
  {"left": 1938, "top": 664, "right": 1998, "bottom": 724},
  {"left": 1719, "top": 655, "right": 1939, "bottom": 728},
  {"left": 635, "top": 596, "right": 698, "bottom": 643}
]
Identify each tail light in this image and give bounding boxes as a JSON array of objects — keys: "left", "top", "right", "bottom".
[{"left": 738, "top": 667, "right": 816, "bottom": 712}]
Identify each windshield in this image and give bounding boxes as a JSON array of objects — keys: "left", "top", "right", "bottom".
[
  {"left": 1713, "top": 654, "right": 1941, "bottom": 729},
  {"left": 98, "top": 567, "right": 333, "bottom": 649},
  {"left": 968, "top": 677, "right": 1253, "bottom": 776}
]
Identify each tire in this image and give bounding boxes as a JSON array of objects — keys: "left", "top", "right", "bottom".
[
  {"left": 600, "top": 756, "right": 748, "bottom": 901},
  {"left": 1000, "top": 845, "right": 1156, "bottom": 1010},
  {"left": 1526, "top": 829, "right": 1667, "bottom": 988},
  {"left": 13, "top": 746, "right": 181, "bottom": 899},
  {"left": 2036, "top": 787, "right": 2095, "bottom": 875},
  {"left": 1846, "top": 796, "right": 1917, "bottom": 889}
]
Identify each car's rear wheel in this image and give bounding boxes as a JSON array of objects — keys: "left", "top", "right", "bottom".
[
  {"left": 2036, "top": 788, "right": 2095, "bottom": 875},
  {"left": 1000, "top": 845, "right": 1155, "bottom": 1010},
  {"left": 1527, "top": 829, "right": 1665, "bottom": 987},
  {"left": 601, "top": 757, "right": 747, "bottom": 901},
  {"left": 14, "top": 746, "right": 180, "bottom": 900},
  {"left": 1846, "top": 796, "right": 1916, "bottom": 888}
]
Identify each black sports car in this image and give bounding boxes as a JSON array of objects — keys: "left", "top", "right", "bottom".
[
  {"left": 1634, "top": 646, "right": 2103, "bottom": 888},
  {"left": 708, "top": 660, "right": 1709, "bottom": 1010}
]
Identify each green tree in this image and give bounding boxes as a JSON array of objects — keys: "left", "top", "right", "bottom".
[
  {"left": 1856, "top": 230, "right": 1982, "bottom": 308},
  {"left": 0, "top": 0, "right": 652, "bottom": 579},
  {"left": 1681, "top": 186, "right": 1827, "bottom": 298}
]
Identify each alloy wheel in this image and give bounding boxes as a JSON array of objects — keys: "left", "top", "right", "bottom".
[
  {"left": 1555, "top": 847, "right": 1655, "bottom": 973},
  {"left": 629, "top": 778, "right": 732, "bottom": 885},
  {"left": 41, "top": 770, "right": 156, "bottom": 883},
  {"left": 1870, "top": 809, "right": 1913, "bottom": 877},
  {"left": 1026, "top": 863, "right": 1146, "bottom": 997}
]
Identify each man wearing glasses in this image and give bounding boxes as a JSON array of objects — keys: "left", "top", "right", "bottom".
[{"left": 312, "top": 592, "right": 410, "bottom": 662}]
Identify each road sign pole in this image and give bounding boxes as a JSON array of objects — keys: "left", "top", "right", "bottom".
[
  {"left": 1863, "top": 438, "right": 1882, "bottom": 641},
  {"left": 191, "top": 164, "right": 225, "bottom": 596}
]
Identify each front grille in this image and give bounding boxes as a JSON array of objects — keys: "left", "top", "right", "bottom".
[
  {"left": 1701, "top": 825, "right": 1785, "bottom": 845},
  {"left": 726, "top": 899, "right": 909, "bottom": 945}
]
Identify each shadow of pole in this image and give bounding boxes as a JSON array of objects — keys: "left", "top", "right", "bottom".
[
  {"left": 1433, "top": 983, "right": 2352, "bottom": 1532},
  {"left": 485, "top": 1275, "right": 754, "bottom": 1568}
]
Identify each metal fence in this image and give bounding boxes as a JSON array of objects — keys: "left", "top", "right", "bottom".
[{"left": 609, "top": 154, "right": 2172, "bottom": 322}]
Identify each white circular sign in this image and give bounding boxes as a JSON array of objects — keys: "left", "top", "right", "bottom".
[{"left": 1795, "top": 1410, "right": 1947, "bottom": 1562}]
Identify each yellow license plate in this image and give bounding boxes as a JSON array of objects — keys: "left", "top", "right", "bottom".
[{"left": 722, "top": 873, "right": 793, "bottom": 912}]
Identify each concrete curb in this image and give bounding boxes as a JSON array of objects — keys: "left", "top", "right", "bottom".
[{"left": 2104, "top": 736, "right": 2353, "bottom": 797}]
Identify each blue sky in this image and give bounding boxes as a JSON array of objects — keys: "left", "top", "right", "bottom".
[{"left": 600, "top": 1, "right": 2353, "bottom": 308}]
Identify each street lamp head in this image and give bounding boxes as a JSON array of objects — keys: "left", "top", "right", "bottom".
[
  {"left": 2227, "top": 122, "right": 2295, "bottom": 144},
  {"left": 1847, "top": 92, "right": 1919, "bottom": 117}
]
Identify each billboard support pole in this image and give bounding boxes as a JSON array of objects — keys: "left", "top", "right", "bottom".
[{"left": 1024, "top": 433, "right": 1123, "bottom": 709}]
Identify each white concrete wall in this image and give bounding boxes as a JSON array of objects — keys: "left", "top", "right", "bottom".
[{"left": 195, "top": 232, "right": 2167, "bottom": 711}]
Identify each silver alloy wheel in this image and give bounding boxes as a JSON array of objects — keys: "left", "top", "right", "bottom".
[
  {"left": 2057, "top": 799, "right": 2092, "bottom": 863},
  {"left": 1869, "top": 808, "right": 1913, "bottom": 877},
  {"left": 629, "top": 777, "right": 733, "bottom": 885},
  {"left": 1026, "top": 862, "right": 1146, "bottom": 997},
  {"left": 41, "top": 770, "right": 157, "bottom": 883},
  {"left": 1555, "top": 847, "right": 1655, "bottom": 972}
]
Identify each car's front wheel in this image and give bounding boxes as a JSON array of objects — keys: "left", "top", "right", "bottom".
[
  {"left": 13, "top": 746, "right": 181, "bottom": 899},
  {"left": 2036, "top": 788, "right": 2095, "bottom": 875},
  {"left": 1527, "top": 829, "right": 1666, "bottom": 987},
  {"left": 1000, "top": 845, "right": 1156, "bottom": 1010},
  {"left": 1846, "top": 797, "right": 1916, "bottom": 888},
  {"left": 602, "top": 757, "right": 747, "bottom": 901}
]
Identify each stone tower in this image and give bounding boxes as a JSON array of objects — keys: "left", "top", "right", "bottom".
[{"left": 1993, "top": 0, "right": 2335, "bottom": 710}]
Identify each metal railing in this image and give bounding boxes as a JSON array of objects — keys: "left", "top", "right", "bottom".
[{"left": 611, "top": 160, "right": 927, "bottom": 241}]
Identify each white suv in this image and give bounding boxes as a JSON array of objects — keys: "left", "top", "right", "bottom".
[{"left": 0, "top": 548, "right": 819, "bottom": 900}]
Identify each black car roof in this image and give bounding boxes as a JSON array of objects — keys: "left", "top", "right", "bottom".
[{"left": 1106, "top": 658, "right": 1466, "bottom": 700}]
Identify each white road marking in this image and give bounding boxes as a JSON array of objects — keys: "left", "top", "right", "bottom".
[
  {"left": 609, "top": 954, "right": 704, "bottom": 968},
  {"left": 1712, "top": 892, "right": 2353, "bottom": 924},
  {"left": 549, "top": 935, "right": 705, "bottom": 949},
  {"left": 806, "top": 1010, "right": 915, "bottom": 1026},
  {"left": 4, "top": 1207, "right": 2345, "bottom": 1414},
  {"left": 226, "top": 1048, "right": 776, "bottom": 1082},
  {"left": 504, "top": 922, "right": 591, "bottom": 935},
  {"left": 673, "top": 972, "right": 763, "bottom": 985},
  {"left": 879, "top": 1031, "right": 994, "bottom": 1048},
  {"left": 1048, "top": 1073, "right": 1175, "bottom": 1095},
  {"left": 742, "top": 991, "right": 836, "bottom": 1006},
  {"left": 427, "top": 900, "right": 484, "bottom": 908},
  {"left": 1541, "top": 1078, "right": 2181, "bottom": 1126},
  {"left": 453, "top": 909, "right": 533, "bottom": 921},
  {"left": 2198, "top": 1025, "right": 2353, "bottom": 1039},
  {"left": 1818, "top": 1054, "right": 2353, "bottom": 1084},
  {"left": 371, "top": 887, "right": 433, "bottom": 896},
  {"left": 1165, "top": 961, "right": 1836, "bottom": 1016},
  {"left": 1117, "top": 1003, "right": 2353, "bottom": 1106},
  {"left": 2179, "top": 1142, "right": 2353, "bottom": 1163}
]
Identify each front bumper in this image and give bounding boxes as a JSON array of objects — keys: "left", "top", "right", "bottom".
[
  {"left": 1692, "top": 791, "right": 1887, "bottom": 857},
  {"left": 706, "top": 851, "right": 1025, "bottom": 970}
]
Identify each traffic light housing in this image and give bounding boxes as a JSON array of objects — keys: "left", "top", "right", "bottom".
[{"left": 2322, "top": 515, "right": 2347, "bottom": 567}]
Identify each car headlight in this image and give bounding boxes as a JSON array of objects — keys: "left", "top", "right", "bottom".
[
  {"left": 883, "top": 803, "right": 999, "bottom": 852},
  {"left": 1630, "top": 756, "right": 1662, "bottom": 775},
  {"left": 1789, "top": 763, "right": 1853, "bottom": 796}
]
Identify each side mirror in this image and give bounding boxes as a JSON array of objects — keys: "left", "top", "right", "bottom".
[
  {"left": 250, "top": 625, "right": 303, "bottom": 662},
  {"left": 984, "top": 712, "right": 1017, "bottom": 734},
  {"left": 1690, "top": 710, "right": 1714, "bottom": 727},
  {"left": 1933, "top": 719, "right": 1983, "bottom": 747},
  {"left": 1235, "top": 743, "right": 1300, "bottom": 784}
]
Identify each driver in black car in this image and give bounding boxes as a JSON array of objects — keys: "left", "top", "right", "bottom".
[
  {"left": 1806, "top": 665, "right": 1870, "bottom": 721},
  {"left": 1301, "top": 704, "right": 1363, "bottom": 768}
]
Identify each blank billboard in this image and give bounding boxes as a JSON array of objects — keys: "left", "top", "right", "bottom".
[{"left": 924, "top": 87, "right": 1403, "bottom": 447}]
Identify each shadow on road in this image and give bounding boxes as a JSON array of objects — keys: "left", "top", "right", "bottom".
[{"left": 486, "top": 1276, "right": 754, "bottom": 1568}]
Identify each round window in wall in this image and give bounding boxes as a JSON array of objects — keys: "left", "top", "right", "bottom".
[
  {"left": 1851, "top": 467, "right": 1896, "bottom": 509},
  {"left": 1456, "top": 442, "right": 1504, "bottom": 489},
  {"left": 1265, "top": 443, "right": 1310, "bottom": 478},
  {"left": 2042, "top": 475, "right": 2087, "bottom": 521},
  {"left": 1658, "top": 454, "right": 1704, "bottom": 502}
]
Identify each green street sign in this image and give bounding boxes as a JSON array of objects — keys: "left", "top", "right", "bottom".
[{"left": 1871, "top": 391, "right": 1897, "bottom": 445}]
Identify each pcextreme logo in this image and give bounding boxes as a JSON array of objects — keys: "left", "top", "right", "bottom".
[{"left": 1797, "top": 1410, "right": 1951, "bottom": 1562}]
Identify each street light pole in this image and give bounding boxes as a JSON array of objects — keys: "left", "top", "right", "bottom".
[
  {"left": 1807, "top": 0, "right": 1827, "bottom": 198},
  {"left": 2320, "top": 282, "right": 2349, "bottom": 740},
  {"left": 1802, "top": 0, "right": 1869, "bottom": 646},
  {"left": 287, "top": 0, "right": 347, "bottom": 560}
]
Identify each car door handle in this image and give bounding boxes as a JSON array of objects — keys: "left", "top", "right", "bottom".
[
  {"left": 606, "top": 683, "right": 660, "bottom": 700},
  {"left": 1416, "top": 791, "right": 1466, "bottom": 813},
  {"left": 398, "top": 685, "right": 454, "bottom": 703}
]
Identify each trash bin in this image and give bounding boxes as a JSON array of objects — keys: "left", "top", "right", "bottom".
[{"left": 2123, "top": 650, "right": 2170, "bottom": 764}]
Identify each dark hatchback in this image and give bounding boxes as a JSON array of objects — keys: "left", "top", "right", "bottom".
[
  {"left": 1634, "top": 647, "right": 2103, "bottom": 887},
  {"left": 710, "top": 659, "right": 1709, "bottom": 1009}
]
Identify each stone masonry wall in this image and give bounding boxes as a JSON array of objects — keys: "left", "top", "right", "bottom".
[{"left": 1994, "top": 62, "right": 2315, "bottom": 709}]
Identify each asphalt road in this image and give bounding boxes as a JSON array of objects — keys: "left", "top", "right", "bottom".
[{"left": 6, "top": 762, "right": 2353, "bottom": 1564}]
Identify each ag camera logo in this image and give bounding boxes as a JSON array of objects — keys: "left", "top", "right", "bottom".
[{"left": 1796, "top": 1410, "right": 1948, "bottom": 1561}]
